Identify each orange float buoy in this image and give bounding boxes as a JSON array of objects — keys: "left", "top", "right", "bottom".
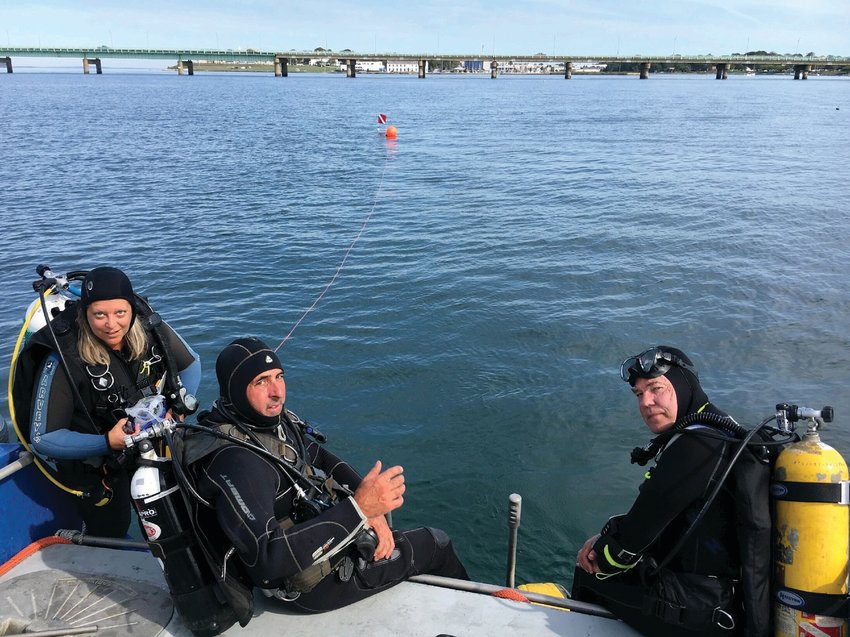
[{"left": 385, "top": 125, "right": 397, "bottom": 139}]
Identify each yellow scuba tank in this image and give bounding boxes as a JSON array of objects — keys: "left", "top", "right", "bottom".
[{"left": 772, "top": 405, "right": 849, "bottom": 637}]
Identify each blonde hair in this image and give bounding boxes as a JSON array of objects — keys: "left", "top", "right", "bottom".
[{"left": 77, "top": 311, "right": 150, "bottom": 366}]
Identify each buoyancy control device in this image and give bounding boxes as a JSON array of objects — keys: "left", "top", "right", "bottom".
[
  {"left": 772, "top": 404, "right": 850, "bottom": 637},
  {"left": 630, "top": 410, "right": 778, "bottom": 635},
  {"left": 9, "top": 265, "right": 198, "bottom": 502}
]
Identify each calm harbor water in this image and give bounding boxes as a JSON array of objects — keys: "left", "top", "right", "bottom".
[{"left": 1, "top": 70, "right": 849, "bottom": 586}]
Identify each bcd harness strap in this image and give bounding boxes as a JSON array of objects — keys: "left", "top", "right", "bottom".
[
  {"left": 274, "top": 553, "right": 348, "bottom": 598},
  {"left": 644, "top": 593, "right": 736, "bottom": 631},
  {"left": 139, "top": 307, "right": 197, "bottom": 416}
]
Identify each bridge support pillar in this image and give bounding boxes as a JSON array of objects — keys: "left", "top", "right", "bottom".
[
  {"left": 715, "top": 63, "right": 728, "bottom": 79},
  {"left": 564, "top": 62, "right": 572, "bottom": 79},
  {"left": 346, "top": 59, "right": 356, "bottom": 78},
  {"left": 639, "top": 62, "right": 651, "bottom": 79},
  {"left": 82, "top": 57, "right": 102, "bottom": 74},
  {"left": 418, "top": 59, "right": 426, "bottom": 79},
  {"left": 490, "top": 60, "right": 498, "bottom": 79},
  {"left": 794, "top": 64, "right": 811, "bottom": 80},
  {"left": 176, "top": 60, "right": 194, "bottom": 75},
  {"left": 3, "top": 56, "right": 11, "bottom": 73},
  {"left": 274, "top": 55, "right": 288, "bottom": 77}
]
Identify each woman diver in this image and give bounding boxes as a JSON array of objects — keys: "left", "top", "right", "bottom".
[{"left": 16, "top": 266, "right": 201, "bottom": 537}]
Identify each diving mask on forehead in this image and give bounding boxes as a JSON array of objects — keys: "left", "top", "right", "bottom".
[{"left": 620, "top": 347, "right": 697, "bottom": 384}]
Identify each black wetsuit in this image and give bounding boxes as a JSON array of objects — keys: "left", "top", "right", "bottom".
[
  {"left": 573, "top": 408, "right": 742, "bottom": 636},
  {"left": 21, "top": 313, "right": 198, "bottom": 537},
  {"left": 181, "top": 404, "right": 468, "bottom": 613}
]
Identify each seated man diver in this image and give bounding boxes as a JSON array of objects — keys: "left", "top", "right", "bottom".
[
  {"left": 177, "top": 337, "right": 468, "bottom": 615},
  {"left": 572, "top": 346, "right": 770, "bottom": 636}
]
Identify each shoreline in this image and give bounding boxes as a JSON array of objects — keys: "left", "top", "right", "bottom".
[{"left": 167, "top": 62, "right": 846, "bottom": 77}]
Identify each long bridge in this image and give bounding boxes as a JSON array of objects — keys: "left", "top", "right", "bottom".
[{"left": 2, "top": 46, "right": 848, "bottom": 80}]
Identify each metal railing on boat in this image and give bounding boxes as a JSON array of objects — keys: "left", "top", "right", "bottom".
[
  {"left": 409, "top": 574, "right": 616, "bottom": 618},
  {"left": 0, "top": 450, "right": 32, "bottom": 482}
]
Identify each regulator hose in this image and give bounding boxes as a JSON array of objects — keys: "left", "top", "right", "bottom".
[
  {"left": 631, "top": 411, "right": 746, "bottom": 466},
  {"left": 8, "top": 282, "right": 89, "bottom": 499},
  {"left": 676, "top": 411, "right": 748, "bottom": 439}
]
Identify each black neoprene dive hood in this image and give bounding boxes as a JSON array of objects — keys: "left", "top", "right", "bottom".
[
  {"left": 79, "top": 266, "right": 138, "bottom": 326},
  {"left": 631, "top": 346, "right": 710, "bottom": 422},
  {"left": 215, "top": 337, "right": 284, "bottom": 427},
  {"left": 80, "top": 267, "right": 136, "bottom": 309}
]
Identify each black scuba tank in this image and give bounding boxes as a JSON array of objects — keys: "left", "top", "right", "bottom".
[{"left": 130, "top": 438, "right": 238, "bottom": 636}]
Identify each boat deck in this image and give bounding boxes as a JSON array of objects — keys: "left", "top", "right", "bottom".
[{"left": 1, "top": 543, "right": 641, "bottom": 636}]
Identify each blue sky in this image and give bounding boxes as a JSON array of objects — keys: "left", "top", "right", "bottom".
[{"left": 2, "top": 0, "right": 848, "bottom": 57}]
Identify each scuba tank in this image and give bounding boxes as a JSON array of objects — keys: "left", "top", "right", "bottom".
[
  {"left": 772, "top": 404, "right": 849, "bottom": 637},
  {"left": 23, "top": 292, "right": 74, "bottom": 341},
  {"left": 128, "top": 424, "right": 239, "bottom": 636}
]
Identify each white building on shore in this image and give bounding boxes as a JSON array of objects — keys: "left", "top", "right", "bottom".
[{"left": 337, "top": 59, "right": 430, "bottom": 74}]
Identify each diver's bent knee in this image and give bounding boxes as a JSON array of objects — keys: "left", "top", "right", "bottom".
[{"left": 426, "top": 527, "right": 451, "bottom": 548}]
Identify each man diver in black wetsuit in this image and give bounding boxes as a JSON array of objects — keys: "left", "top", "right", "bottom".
[
  {"left": 178, "top": 337, "right": 467, "bottom": 615},
  {"left": 572, "top": 346, "right": 753, "bottom": 636}
]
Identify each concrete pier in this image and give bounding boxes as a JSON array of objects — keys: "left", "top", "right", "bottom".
[
  {"left": 794, "top": 64, "right": 811, "bottom": 80},
  {"left": 274, "top": 55, "right": 288, "bottom": 77},
  {"left": 490, "top": 60, "right": 498, "bottom": 79},
  {"left": 346, "top": 58, "right": 356, "bottom": 78},
  {"left": 418, "top": 59, "right": 426, "bottom": 79},
  {"left": 715, "top": 63, "right": 728, "bottom": 79},
  {"left": 176, "top": 60, "right": 194, "bottom": 75},
  {"left": 639, "top": 62, "right": 651, "bottom": 79},
  {"left": 564, "top": 62, "right": 572, "bottom": 79},
  {"left": 3, "top": 56, "right": 11, "bottom": 73},
  {"left": 82, "top": 57, "right": 102, "bottom": 74}
]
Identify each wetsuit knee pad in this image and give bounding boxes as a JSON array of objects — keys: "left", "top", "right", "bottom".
[{"left": 426, "top": 527, "right": 451, "bottom": 548}]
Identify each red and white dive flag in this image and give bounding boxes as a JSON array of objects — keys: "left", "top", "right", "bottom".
[{"left": 377, "top": 113, "right": 388, "bottom": 124}]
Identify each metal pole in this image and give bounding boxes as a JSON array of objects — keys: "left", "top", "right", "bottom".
[
  {"left": 0, "top": 451, "right": 33, "bottom": 482},
  {"left": 506, "top": 493, "right": 522, "bottom": 587},
  {"left": 410, "top": 574, "right": 616, "bottom": 619}
]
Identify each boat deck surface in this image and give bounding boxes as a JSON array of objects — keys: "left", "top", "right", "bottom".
[{"left": 1, "top": 543, "right": 641, "bottom": 636}]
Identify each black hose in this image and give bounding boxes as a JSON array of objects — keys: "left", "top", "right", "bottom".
[
  {"left": 163, "top": 428, "right": 212, "bottom": 508},
  {"left": 55, "top": 528, "right": 149, "bottom": 550},
  {"left": 630, "top": 411, "right": 795, "bottom": 466},
  {"left": 674, "top": 411, "right": 748, "bottom": 438}
]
